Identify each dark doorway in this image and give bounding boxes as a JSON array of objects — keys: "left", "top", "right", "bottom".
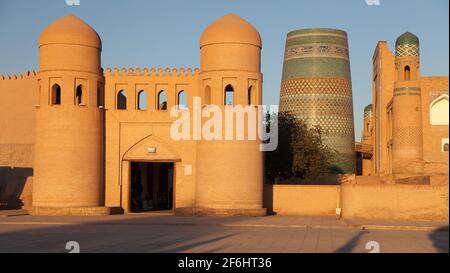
[{"left": 130, "top": 162, "right": 174, "bottom": 212}]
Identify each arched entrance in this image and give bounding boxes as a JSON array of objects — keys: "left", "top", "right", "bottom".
[
  {"left": 121, "top": 135, "right": 181, "bottom": 213},
  {"left": 129, "top": 161, "right": 174, "bottom": 212}
]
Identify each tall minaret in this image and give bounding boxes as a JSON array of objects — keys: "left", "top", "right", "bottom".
[
  {"left": 193, "top": 14, "right": 265, "bottom": 216},
  {"left": 391, "top": 32, "right": 423, "bottom": 175},
  {"left": 278, "top": 28, "right": 356, "bottom": 174},
  {"left": 32, "top": 15, "right": 104, "bottom": 210}
]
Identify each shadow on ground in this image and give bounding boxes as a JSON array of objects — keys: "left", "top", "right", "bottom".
[
  {"left": 429, "top": 226, "right": 449, "bottom": 253},
  {"left": 0, "top": 167, "right": 32, "bottom": 210},
  {"left": 334, "top": 230, "right": 369, "bottom": 253}
]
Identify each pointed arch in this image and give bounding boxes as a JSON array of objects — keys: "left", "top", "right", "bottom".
[
  {"left": 117, "top": 90, "right": 127, "bottom": 110},
  {"left": 177, "top": 90, "right": 187, "bottom": 110},
  {"left": 75, "top": 84, "right": 84, "bottom": 105},
  {"left": 158, "top": 90, "right": 167, "bottom": 110},
  {"left": 404, "top": 65, "right": 411, "bottom": 81},
  {"left": 430, "top": 94, "right": 449, "bottom": 125},
  {"left": 248, "top": 85, "right": 254, "bottom": 105},
  {"left": 224, "top": 84, "right": 234, "bottom": 106},
  {"left": 204, "top": 86, "right": 211, "bottom": 105},
  {"left": 138, "top": 90, "right": 147, "bottom": 110},
  {"left": 51, "top": 84, "right": 61, "bottom": 105}
]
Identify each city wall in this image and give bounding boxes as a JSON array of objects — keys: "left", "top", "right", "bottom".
[{"left": 264, "top": 182, "right": 449, "bottom": 221}]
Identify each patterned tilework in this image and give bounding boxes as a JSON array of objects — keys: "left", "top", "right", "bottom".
[
  {"left": 394, "top": 87, "right": 421, "bottom": 96},
  {"left": 279, "top": 29, "right": 355, "bottom": 173},
  {"left": 284, "top": 44, "right": 349, "bottom": 61},
  {"left": 279, "top": 77, "right": 355, "bottom": 173},
  {"left": 396, "top": 43, "right": 419, "bottom": 57},
  {"left": 282, "top": 58, "right": 351, "bottom": 80},
  {"left": 393, "top": 126, "right": 422, "bottom": 146},
  {"left": 364, "top": 104, "right": 372, "bottom": 120}
]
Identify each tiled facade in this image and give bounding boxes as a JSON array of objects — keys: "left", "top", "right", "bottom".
[
  {"left": 279, "top": 28, "right": 355, "bottom": 173},
  {"left": 368, "top": 32, "right": 449, "bottom": 177}
]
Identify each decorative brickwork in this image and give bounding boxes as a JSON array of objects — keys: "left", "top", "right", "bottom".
[{"left": 279, "top": 28, "right": 355, "bottom": 173}]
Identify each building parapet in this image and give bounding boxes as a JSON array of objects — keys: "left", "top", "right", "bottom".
[
  {"left": 0, "top": 71, "right": 37, "bottom": 81},
  {"left": 104, "top": 67, "right": 199, "bottom": 77}
]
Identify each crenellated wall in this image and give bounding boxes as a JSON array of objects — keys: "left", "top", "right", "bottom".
[
  {"left": 0, "top": 71, "right": 37, "bottom": 208},
  {"left": 103, "top": 67, "right": 200, "bottom": 211}
]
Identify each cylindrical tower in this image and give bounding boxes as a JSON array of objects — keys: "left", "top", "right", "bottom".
[
  {"left": 279, "top": 28, "right": 356, "bottom": 173},
  {"left": 194, "top": 14, "right": 265, "bottom": 216},
  {"left": 32, "top": 15, "right": 104, "bottom": 208},
  {"left": 362, "top": 104, "right": 373, "bottom": 175},
  {"left": 391, "top": 32, "right": 423, "bottom": 175}
]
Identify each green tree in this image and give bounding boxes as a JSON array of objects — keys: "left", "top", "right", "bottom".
[{"left": 264, "top": 111, "right": 336, "bottom": 183}]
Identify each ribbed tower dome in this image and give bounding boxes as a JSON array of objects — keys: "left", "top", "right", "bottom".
[
  {"left": 364, "top": 104, "right": 372, "bottom": 113},
  {"left": 39, "top": 14, "right": 101, "bottom": 50},
  {"left": 395, "top": 32, "right": 419, "bottom": 47},
  {"left": 200, "top": 13, "right": 261, "bottom": 48},
  {"left": 395, "top": 32, "right": 419, "bottom": 57}
]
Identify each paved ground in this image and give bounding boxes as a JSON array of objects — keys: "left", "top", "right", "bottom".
[{"left": 0, "top": 212, "right": 448, "bottom": 253}]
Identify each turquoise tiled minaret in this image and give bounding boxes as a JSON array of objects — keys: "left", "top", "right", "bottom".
[{"left": 279, "top": 28, "right": 356, "bottom": 173}]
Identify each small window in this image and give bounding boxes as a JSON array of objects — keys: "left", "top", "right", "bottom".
[
  {"left": 178, "top": 90, "right": 187, "bottom": 110},
  {"left": 138, "top": 90, "right": 147, "bottom": 110},
  {"left": 404, "top": 65, "right": 411, "bottom": 81},
  {"left": 51, "top": 84, "right": 61, "bottom": 105},
  {"left": 248, "top": 85, "right": 254, "bottom": 105},
  {"left": 204, "top": 86, "right": 211, "bottom": 105},
  {"left": 158, "top": 90, "right": 167, "bottom": 110},
  {"left": 442, "top": 138, "right": 449, "bottom": 152},
  {"left": 75, "top": 84, "right": 84, "bottom": 105},
  {"left": 224, "top": 84, "right": 234, "bottom": 106},
  {"left": 36, "top": 84, "right": 41, "bottom": 105},
  {"left": 97, "top": 85, "right": 104, "bottom": 107},
  {"left": 117, "top": 90, "right": 127, "bottom": 110}
]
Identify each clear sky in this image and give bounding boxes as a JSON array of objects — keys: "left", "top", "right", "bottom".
[{"left": 0, "top": 0, "right": 448, "bottom": 140}]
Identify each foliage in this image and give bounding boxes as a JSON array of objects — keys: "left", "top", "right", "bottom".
[{"left": 264, "top": 111, "right": 336, "bottom": 182}]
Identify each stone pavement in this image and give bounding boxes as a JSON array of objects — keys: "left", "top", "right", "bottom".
[{"left": 0, "top": 212, "right": 448, "bottom": 253}]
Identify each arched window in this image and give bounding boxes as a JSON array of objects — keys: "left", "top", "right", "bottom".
[
  {"left": 224, "top": 84, "right": 234, "bottom": 106},
  {"left": 158, "top": 90, "right": 167, "bottom": 110},
  {"left": 204, "top": 86, "right": 211, "bottom": 105},
  {"left": 177, "top": 90, "right": 187, "bottom": 110},
  {"left": 117, "top": 90, "right": 127, "bottom": 110},
  {"left": 248, "top": 85, "right": 254, "bottom": 105},
  {"left": 138, "top": 90, "right": 147, "bottom": 110},
  {"left": 444, "top": 143, "right": 449, "bottom": 152},
  {"left": 75, "top": 84, "right": 84, "bottom": 105},
  {"left": 51, "top": 84, "right": 61, "bottom": 105},
  {"left": 430, "top": 95, "right": 449, "bottom": 125},
  {"left": 404, "top": 65, "right": 411, "bottom": 81}
]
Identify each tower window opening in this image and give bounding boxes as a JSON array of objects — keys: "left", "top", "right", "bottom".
[
  {"left": 404, "top": 65, "right": 411, "bottom": 81},
  {"left": 444, "top": 143, "right": 449, "bottom": 152},
  {"left": 117, "top": 90, "right": 127, "bottom": 110},
  {"left": 248, "top": 85, "right": 254, "bottom": 105},
  {"left": 204, "top": 86, "right": 211, "bottom": 105},
  {"left": 97, "top": 85, "right": 104, "bottom": 107},
  {"left": 158, "top": 90, "right": 167, "bottom": 110},
  {"left": 224, "top": 84, "right": 234, "bottom": 106},
  {"left": 177, "top": 90, "right": 187, "bottom": 110},
  {"left": 75, "top": 84, "right": 84, "bottom": 105},
  {"left": 51, "top": 84, "right": 61, "bottom": 105},
  {"left": 138, "top": 90, "right": 147, "bottom": 110}
]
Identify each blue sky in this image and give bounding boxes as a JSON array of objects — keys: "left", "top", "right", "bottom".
[{"left": 0, "top": 0, "right": 448, "bottom": 140}]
